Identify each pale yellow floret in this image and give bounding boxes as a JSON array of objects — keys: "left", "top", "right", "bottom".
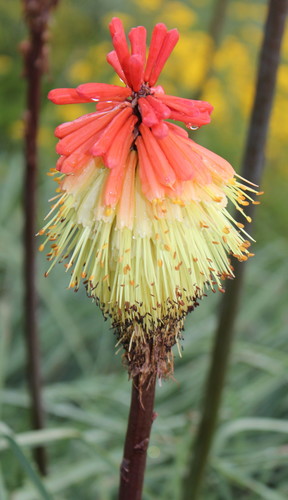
[{"left": 39, "top": 158, "right": 255, "bottom": 339}]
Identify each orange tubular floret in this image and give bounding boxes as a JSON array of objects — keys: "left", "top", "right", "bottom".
[
  {"left": 104, "top": 114, "right": 138, "bottom": 168},
  {"left": 106, "top": 50, "right": 128, "bottom": 84},
  {"left": 151, "top": 122, "right": 169, "bottom": 139},
  {"left": 157, "top": 134, "right": 198, "bottom": 182},
  {"left": 148, "top": 29, "right": 179, "bottom": 86},
  {"left": 55, "top": 112, "right": 100, "bottom": 139},
  {"left": 96, "top": 101, "right": 123, "bottom": 112},
  {"left": 166, "top": 122, "right": 189, "bottom": 138},
  {"left": 156, "top": 94, "right": 213, "bottom": 127},
  {"left": 117, "top": 152, "right": 137, "bottom": 228},
  {"left": 128, "top": 55, "right": 144, "bottom": 92},
  {"left": 138, "top": 98, "right": 160, "bottom": 127},
  {"left": 136, "top": 136, "right": 165, "bottom": 200},
  {"left": 139, "top": 124, "right": 176, "bottom": 186},
  {"left": 48, "top": 88, "right": 92, "bottom": 104},
  {"left": 188, "top": 139, "right": 235, "bottom": 180},
  {"left": 128, "top": 26, "right": 147, "bottom": 65},
  {"left": 144, "top": 23, "right": 167, "bottom": 83},
  {"left": 104, "top": 163, "right": 126, "bottom": 207},
  {"left": 58, "top": 131, "right": 104, "bottom": 173},
  {"left": 167, "top": 132, "right": 213, "bottom": 184},
  {"left": 76, "top": 83, "right": 131, "bottom": 101},
  {"left": 109, "top": 18, "right": 131, "bottom": 85},
  {"left": 56, "top": 109, "right": 120, "bottom": 155},
  {"left": 91, "top": 107, "right": 133, "bottom": 156},
  {"left": 145, "top": 95, "right": 171, "bottom": 119},
  {"left": 60, "top": 151, "right": 92, "bottom": 174}
]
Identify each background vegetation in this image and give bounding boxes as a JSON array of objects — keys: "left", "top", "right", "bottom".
[{"left": 0, "top": 0, "right": 287, "bottom": 498}]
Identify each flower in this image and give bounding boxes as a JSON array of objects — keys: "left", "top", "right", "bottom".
[{"left": 40, "top": 18, "right": 260, "bottom": 381}]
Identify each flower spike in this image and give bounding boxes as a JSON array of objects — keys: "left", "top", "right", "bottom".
[{"left": 42, "top": 18, "right": 260, "bottom": 380}]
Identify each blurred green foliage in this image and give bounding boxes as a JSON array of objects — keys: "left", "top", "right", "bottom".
[{"left": 0, "top": 0, "right": 288, "bottom": 498}]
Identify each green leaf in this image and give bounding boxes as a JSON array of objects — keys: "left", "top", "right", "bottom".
[{"left": 0, "top": 428, "right": 52, "bottom": 500}]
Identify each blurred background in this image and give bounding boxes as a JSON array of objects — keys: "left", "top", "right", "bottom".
[{"left": 0, "top": 0, "right": 287, "bottom": 498}]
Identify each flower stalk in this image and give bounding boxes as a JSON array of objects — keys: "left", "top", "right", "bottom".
[
  {"left": 119, "top": 374, "right": 157, "bottom": 500},
  {"left": 181, "top": 1, "right": 288, "bottom": 498},
  {"left": 22, "top": 0, "right": 59, "bottom": 475}
]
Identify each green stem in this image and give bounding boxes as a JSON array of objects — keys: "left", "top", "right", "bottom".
[{"left": 181, "top": 1, "right": 288, "bottom": 498}]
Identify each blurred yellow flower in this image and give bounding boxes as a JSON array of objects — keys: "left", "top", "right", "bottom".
[
  {"left": 102, "top": 12, "right": 134, "bottom": 29},
  {"left": 69, "top": 60, "right": 93, "bottom": 84},
  {"left": 230, "top": 1, "right": 266, "bottom": 20},
  {"left": 202, "top": 77, "right": 230, "bottom": 125},
  {"left": 38, "top": 126, "right": 54, "bottom": 148},
  {"left": 88, "top": 42, "right": 111, "bottom": 64},
  {"left": 9, "top": 120, "right": 23, "bottom": 140},
  {"left": 56, "top": 104, "right": 89, "bottom": 123},
  {"left": 156, "top": 2, "right": 197, "bottom": 29},
  {"left": 131, "top": 0, "right": 164, "bottom": 11},
  {"left": 168, "top": 32, "right": 212, "bottom": 90},
  {"left": 215, "top": 36, "right": 254, "bottom": 116}
]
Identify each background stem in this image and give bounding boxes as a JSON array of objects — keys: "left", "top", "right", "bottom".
[
  {"left": 119, "top": 374, "right": 157, "bottom": 500},
  {"left": 22, "top": 0, "right": 59, "bottom": 476},
  {"left": 193, "top": 0, "right": 230, "bottom": 100},
  {"left": 181, "top": 1, "right": 288, "bottom": 498}
]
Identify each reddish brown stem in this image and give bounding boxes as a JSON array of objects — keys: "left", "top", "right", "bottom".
[
  {"left": 119, "top": 374, "right": 157, "bottom": 500},
  {"left": 22, "top": 0, "right": 58, "bottom": 476}
]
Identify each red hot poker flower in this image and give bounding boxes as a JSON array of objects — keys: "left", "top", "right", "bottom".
[{"left": 41, "top": 18, "right": 260, "bottom": 381}]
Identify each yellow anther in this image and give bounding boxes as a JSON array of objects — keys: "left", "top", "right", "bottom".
[
  {"left": 175, "top": 262, "right": 183, "bottom": 271},
  {"left": 238, "top": 200, "right": 249, "bottom": 206},
  {"left": 123, "top": 265, "right": 131, "bottom": 274},
  {"left": 105, "top": 206, "right": 113, "bottom": 216}
]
